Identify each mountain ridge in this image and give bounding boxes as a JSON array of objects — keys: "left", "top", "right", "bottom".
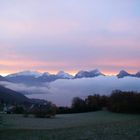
[
  {"left": 75, "top": 69, "right": 104, "bottom": 78},
  {"left": 117, "top": 70, "right": 140, "bottom": 78}
]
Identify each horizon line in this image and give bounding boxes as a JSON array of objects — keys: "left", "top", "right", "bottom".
[{"left": 0, "top": 69, "right": 139, "bottom": 77}]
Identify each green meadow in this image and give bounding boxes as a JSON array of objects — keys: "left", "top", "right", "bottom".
[{"left": 0, "top": 111, "right": 140, "bottom": 140}]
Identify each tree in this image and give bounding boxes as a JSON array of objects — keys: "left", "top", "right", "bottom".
[
  {"left": 108, "top": 90, "right": 140, "bottom": 113},
  {"left": 85, "top": 94, "right": 102, "bottom": 111},
  {"left": 72, "top": 97, "right": 86, "bottom": 113}
]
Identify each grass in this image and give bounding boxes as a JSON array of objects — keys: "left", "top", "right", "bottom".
[
  {"left": 0, "top": 111, "right": 140, "bottom": 140},
  {"left": 0, "top": 115, "right": 2, "bottom": 125}
]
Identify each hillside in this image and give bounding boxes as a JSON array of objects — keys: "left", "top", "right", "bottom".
[{"left": 0, "top": 85, "right": 29, "bottom": 104}]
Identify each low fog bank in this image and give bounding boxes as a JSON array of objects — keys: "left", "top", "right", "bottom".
[
  {"left": 1, "top": 76, "right": 140, "bottom": 106},
  {"left": 0, "top": 81, "right": 50, "bottom": 95}
]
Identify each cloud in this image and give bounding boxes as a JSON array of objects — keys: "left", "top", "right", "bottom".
[{"left": 1, "top": 76, "right": 140, "bottom": 106}]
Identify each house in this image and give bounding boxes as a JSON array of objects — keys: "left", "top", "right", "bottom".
[{"left": 3, "top": 104, "right": 15, "bottom": 114}]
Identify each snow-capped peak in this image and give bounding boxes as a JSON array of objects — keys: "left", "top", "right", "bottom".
[
  {"left": 56, "top": 71, "right": 73, "bottom": 79},
  {"left": 7, "top": 70, "right": 43, "bottom": 78},
  {"left": 42, "top": 72, "right": 50, "bottom": 76},
  {"left": 90, "top": 69, "right": 103, "bottom": 75},
  {"left": 75, "top": 69, "right": 104, "bottom": 78},
  {"left": 119, "top": 70, "right": 128, "bottom": 74},
  {"left": 117, "top": 70, "right": 131, "bottom": 78}
]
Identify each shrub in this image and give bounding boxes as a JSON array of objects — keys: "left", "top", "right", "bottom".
[
  {"left": 12, "top": 105, "right": 25, "bottom": 114},
  {"left": 31, "top": 102, "right": 57, "bottom": 118},
  {"left": 57, "top": 107, "right": 72, "bottom": 114}
]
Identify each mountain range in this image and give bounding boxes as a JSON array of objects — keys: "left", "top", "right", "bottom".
[
  {"left": 5, "top": 70, "right": 73, "bottom": 85},
  {"left": 0, "top": 69, "right": 139, "bottom": 86}
]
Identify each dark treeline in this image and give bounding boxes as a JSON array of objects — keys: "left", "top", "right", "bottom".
[
  {"left": 57, "top": 90, "right": 140, "bottom": 114},
  {"left": 57, "top": 94, "right": 108, "bottom": 114},
  {"left": 1, "top": 90, "right": 140, "bottom": 117},
  {"left": 108, "top": 90, "right": 140, "bottom": 113}
]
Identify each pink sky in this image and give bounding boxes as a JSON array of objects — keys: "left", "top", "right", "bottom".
[{"left": 0, "top": 0, "right": 140, "bottom": 75}]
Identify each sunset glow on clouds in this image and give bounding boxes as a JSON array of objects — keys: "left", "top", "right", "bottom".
[{"left": 0, "top": 0, "right": 140, "bottom": 75}]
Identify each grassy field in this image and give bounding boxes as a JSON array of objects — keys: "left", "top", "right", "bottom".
[{"left": 0, "top": 111, "right": 140, "bottom": 140}]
